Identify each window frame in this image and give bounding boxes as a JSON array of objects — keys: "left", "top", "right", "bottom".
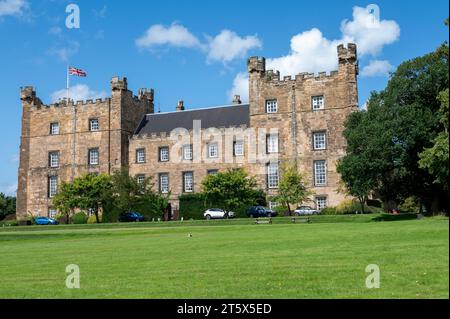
[
  {"left": 207, "top": 143, "right": 219, "bottom": 158},
  {"left": 136, "top": 174, "right": 146, "bottom": 184},
  {"left": 313, "top": 131, "right": 327, "bottom": 150},
  {"left": 311, "top": 95, "right": 325, "bottom": 110},
  {"left": 267, "top": 162, "right": 279, "bottom": 189},
  {"left": 48, "top": 208, "right": 57, "bottom": 218},
  {"left": 183, "top": 171, "right": 194, "bottom": 193},
  {"left": 315, "top": 196, "right": 327, "bottom": 210},
  {"left": 88, "top": 148, "right": 99, "bottom": 166},
  {"left": 266, "top": 99, "right": 278, "bottom": 113},
  {"left": 48, "top": 151, "right": 60, "bottom": 168},
  {"left": 48, "top": 175, "right": 58, "bottom": 198},
  {"left": 159, "top": 146, "right": 170, "bottom": 162},
  {"left": 233, "top": 140, "right": 244, "bottom": 157},
  {"left": 89, "top": 118, "right": 100, "bottom": 132},
  {"left": 183, "top": 144, "right": 193, "bottom": 161},
  {"left": 313, "top": 160, "right": 327, "bottom": 186},
  {"left": 207, "top": 169, "right": 219, "bottom": 175},
  {"left": 136, "top": 148, "right": 146, "bottom": 163},
  {"left": 159, "top": 173, "right": 169, "bottom": 194},
  {"left": 49, "top": 122, "right": 60, "bottom": 135},
  {"left": 266, "top": 134, "right": 279, "bottom": 154}
]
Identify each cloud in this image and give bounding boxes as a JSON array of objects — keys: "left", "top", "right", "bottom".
[
  {"left": 136, "top": 23, "right": 261, "bottom": 64},
  {"left": 49, "top": 41, "right": 80, "bottom": 62},
  {"left": 1, "top": 181, "right": 17, "bottom": 196},
  {"left": 360, "top": 60, "right": 394, "bottom": 77},
  {"left": 48, "top": 26, "right": 62, "bottom": 35},
  {"left": 0, "top": 0, "right": 27, "bottom": 17},
  {"left": 50, "top": 84, "right": 107, "bottom": 103},
  {"left": 136, "top": 23, "right": 202, "bottom": 49},
  {"left": 227, "top": 72, "right": 249, "bottom": 103},
  {"left": 265, "top": 5, "right": 400, "bottom": 77},
  {"left": 206, "top": 30, "right": 261, "bottom": 64},
  {"left": 93, "top": 5, "right": 107, "bottom": 19}
]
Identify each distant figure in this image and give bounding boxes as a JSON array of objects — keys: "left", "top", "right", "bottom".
[{"left": 187, "top": 233, "right": 192, "bottom": 238}]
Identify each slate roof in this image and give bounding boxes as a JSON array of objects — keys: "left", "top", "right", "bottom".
[{"left": 134, "top": 104, "right": 250, "bottom": 135}]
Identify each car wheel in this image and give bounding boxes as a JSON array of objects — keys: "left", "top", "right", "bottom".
[{"left": 206, "top": 214, "right": 211, "bottom": 220}]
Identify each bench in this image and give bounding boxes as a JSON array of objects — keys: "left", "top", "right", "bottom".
[
  {"left": 255, "top": 218, "right": 272, "bottom": 224},
  {"left": 291, "top": 217, "right": 311, "bottom": 223}
]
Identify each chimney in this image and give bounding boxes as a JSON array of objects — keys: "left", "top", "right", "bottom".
[
  {"left": 176, "top": 100, "right": 185, "bottom": 111},
  {"left": 232, "top": 95, "right": 242, "bottom": 105}
]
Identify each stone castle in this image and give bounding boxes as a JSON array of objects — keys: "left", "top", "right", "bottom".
[{"left": 16, "top": 43, "right": 358, "bottom": 218}]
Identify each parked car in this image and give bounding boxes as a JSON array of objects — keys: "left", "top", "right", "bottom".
[
  {"left": 246, "top": 206, "right": 277, "bottom": 218},
  {"left": 204, "top": 208, "right": 235, "bottom": 220},
  {"left": 118, "top": 212, "right": 145, "bottom": 222},
  {"left": 294, "top": 206, "right": 319, "bottom": 215},
  {"left": 34, "top": 217, "right": 59, "bottom": 225}
]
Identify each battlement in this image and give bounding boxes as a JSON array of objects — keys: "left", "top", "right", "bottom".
[
  {"left": 337, "top": 43, "right": 357, "bottom": 64},
  {"left": 111, "top": 76, "right": 128, "bottom": 91},
  {"left": 247, "top": 56, "right": 266, "bottom": 73}
]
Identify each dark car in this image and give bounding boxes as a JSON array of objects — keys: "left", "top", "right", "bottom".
[
  {"left": 246, "top": 206, "right": 277, "bottom": 218},
  {"left": 34, "top": 216, "right": 59, "bottom": 225},
  {"left": 118, "top": 212, "right": 145, "bottom": 222}
]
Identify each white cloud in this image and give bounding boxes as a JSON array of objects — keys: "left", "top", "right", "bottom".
[
  {"left": 0, "top": 0, "right": 27, "bottom": 17},
  {"left": 50, "top": 84, "right": 107, "bottom": 103},
  {"left": 48, "top": 26, "right": 62, "bottom": 35},
  {"left": 136, "top": 23, "right": 202, "bottom": 49},
  {"left": 264, "top": 5, "right": 400, "bottom": 77},
  {"left": 49, "top": 41, "right": 80, "bottom": 62},
  {"left": 136, "top": 23, "right": 261, "bottom": 64},
  {"left": 206, "top": 30, "right": 261, "bottom": 64},
  {"left": 340, "top": 6, "right": 400, "bottom": 57},
  {"left": 361, "top": 60, "right": 394, "bottom": 77},
  {"left": 227, "top": 72, "right": 249, "bottom": 103}
]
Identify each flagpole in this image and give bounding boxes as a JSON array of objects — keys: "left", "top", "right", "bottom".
[{"left": 66, "top": 64, "right": 70, "bottom": 103}]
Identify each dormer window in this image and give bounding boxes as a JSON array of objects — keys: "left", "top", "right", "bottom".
[
  {"left": 312, "top": 96, "right": 325, "bottom": 110},
  {"left": 266, "top": 100, "right": 278, "bottom": 113}
]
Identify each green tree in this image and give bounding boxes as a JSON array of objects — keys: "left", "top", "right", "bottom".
[
  {"left": 202, "top": 168, "right": 262, "bottom": 214},
  {"left": 52, "top": 182, "right": 78, "bottom": 224},
  {"left": 271, "top": 163, "right": 313, "bottom": 215},
  {"left": 339, "top": 31, "right": 448, "bottom": 213}
]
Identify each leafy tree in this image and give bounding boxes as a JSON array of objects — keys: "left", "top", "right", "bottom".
[
  {"left": 339, "top": 29, "right": 448, "bottom": 213},
  {"left": 202, "top": 168, "right": 262, "bottom": 214},
  {"left": 271, "top": 163, "right": 313, "bottom": 215},
  {"left": 0, "top": 193, "right": 16, "bottom": 220},
  {"left": 53, "top": 182, "right": 78, "bottom": 224},
  {"left": 71, "top": 173, "right": 112, "bottom": 223}
]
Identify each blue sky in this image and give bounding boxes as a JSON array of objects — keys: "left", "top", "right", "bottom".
[{"left": 0, "top": 0, "right": 448, "bottom": 195}]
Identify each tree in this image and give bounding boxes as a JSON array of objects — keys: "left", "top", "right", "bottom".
[
  {"left": 338, "top": 32, "right": 449, "bottom": 213},
  {"left": 202, "top": 168, "right": 262, "bottom": 214},
  {"left": 0, "top": 193, "right": 16, "bottom": 220},
  {"left": 71, "top": 173, "right": 112, "bottom": 223},
  {"left": 271, "top": 163, "right": 313, "bottom": 215},
  {"left": 52, "top": 182, "right": 78, "bottom": 224}
]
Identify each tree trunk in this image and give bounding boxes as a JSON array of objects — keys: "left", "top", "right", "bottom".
[
  {"left": 286, "top": 203, "right": 291, "bottom": 216},
  {"left": 358, "top": 197, "right": 365, "bottom": 214},
  {"left": 95, "top": 207, "right": 100, "bottom": 223}
]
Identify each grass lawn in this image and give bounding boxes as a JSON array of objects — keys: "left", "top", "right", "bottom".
[{"left": 0, "top": 215, "right": 448, "bottom": 298}]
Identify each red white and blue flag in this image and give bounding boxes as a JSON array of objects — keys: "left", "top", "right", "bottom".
[{"left": 68, "top": 66, "right": 87, "bottom": 77}]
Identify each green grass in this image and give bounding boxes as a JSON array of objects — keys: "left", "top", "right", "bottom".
[{"left": 0, "top": 215, "right": 448, "bottom": 298}]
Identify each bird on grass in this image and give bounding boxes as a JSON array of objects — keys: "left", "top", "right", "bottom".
[{"left": 187, "top": 233, "right": 193, "bottom": 238}]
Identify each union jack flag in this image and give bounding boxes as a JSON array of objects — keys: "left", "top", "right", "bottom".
[{"left": 68, "top": 66, "right": 87, "bottom": 77}]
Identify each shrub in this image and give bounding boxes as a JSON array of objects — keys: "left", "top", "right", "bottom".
[
  {"left": 335, "top": 199, "right": 383, "bottom": 214},
  {"left": 366, "top": 199, "right": 382, "bottom": 208},
  {"left": 179, "top": 193, "right": 207, "bottom": 220},
  {"left": 55, "top": 213, "right": 70, "bottom": 224},
  {"left": 398, "top": 197, "right": 420, "bottom": 213},
  {"left": 272, "top": 205, "right": 288, "bottom": 216},
  {"left": 87, "top": 215, "right": 100, "bottom": 224},
  {"left": 320, "top": 206, "right": 338, "bottom": 215},
  {"left": 72, "top": 212, "right": 88, "bottom": 224}
]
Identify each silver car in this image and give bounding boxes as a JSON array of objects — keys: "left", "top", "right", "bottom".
[
  {"left": 294, "top": 206, "right": 319, "bottom": 215},
  {"left": 204, "top": 208, "right": 235, "bottom": 220}
]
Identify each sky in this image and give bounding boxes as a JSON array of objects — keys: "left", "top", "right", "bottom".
[{"left": 0, "top": 0, "right": 448, "bottom": 196}]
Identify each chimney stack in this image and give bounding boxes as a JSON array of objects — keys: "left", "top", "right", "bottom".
[
  {"left": 232, "top": 95, "right": 242, "bottom": 105},
  {"left": 176, "top": 100, "right": 185, "bottom": 111}
]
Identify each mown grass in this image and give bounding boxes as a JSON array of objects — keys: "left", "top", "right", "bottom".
[{"left": 0, "top": 215, "right": 447, "bottom": 298}]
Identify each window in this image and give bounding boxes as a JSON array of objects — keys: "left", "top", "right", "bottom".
[
  {"left": 89, "top": 118, "right": 99, "bottom": 131},
  {"left": 316, "top": 197, "right": 327, "bottom": 210},
  {"left": 136, "top": 148, "right": 145, "bottom": 163},
  {"left": 48, "top": 176, "right": 58, "bottom": 198},
  {"left": 268, "top": 201, "right": 279, "bottom": 209},
  {"left": 267, "top": 134, "right": 279, "bottom": 153},
  {"left": 207, "top": 169, "right": 219, "bottom": 175},
  {"left": 48, "top": 208, "right": 57, "bottom": 218},
  {"left": 88, "top": 148, "right": 99, "bottom": 165},
  {"left": 183, "top": 144, "right": 193, "bottom": 160},
  {"left": 314, "top": 160, "right": 327, "bottom": 186},
  {"left": 208, "top": 143, "right": 218, "bottom": 158},
  {"left": 234, "top": 140, "right": 244, "bottom": 156},
  {"left": 49, "top": 151, "right": 59, "bottom": 168},
  {"left": 313, "top": 131, "right": 326, "bottom": 150},
  {"left": 312, "top": 95, "right": 324, "bottom": 110},
  {"left": 183, "top": 172, "right": 194, "bottom": 192},
  {"left": 267, "top": 163, "right": 279, "bottom": 189},
  {"left": 159, "top": 173, "right": 169, "bottom": 193},
  {"left": 136, "top": 174, "right": 145, "bottom": 184},
  {"left": 159, "top": 147, "right": 169, "bottom": 162},
  {"left": 266, "top": 100, "right": 278, "bottom": 113},
  {"left": 50, "top": 122, "right": 60, "bottom": 135}
]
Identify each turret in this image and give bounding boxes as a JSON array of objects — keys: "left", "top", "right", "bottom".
[
  {"left": 111, "top": 76, "right": 128, "bottom": 91},
  {"left": 20, "top": 86, "right": 42, "bottom": 107},
  {"left": 338, "top": 43, "right": 358, "bottom": 76},
  {"left": 247, "top": 56, "right": 266, "bottom": 74}
]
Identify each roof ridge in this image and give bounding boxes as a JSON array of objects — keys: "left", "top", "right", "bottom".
[{"left": 146, "top": 103, "right": 249, "bottom": 116}]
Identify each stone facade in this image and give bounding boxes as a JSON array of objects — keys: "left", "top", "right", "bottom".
[{"left": 16, "top": 43, "right": 358, "bottom": 218}]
